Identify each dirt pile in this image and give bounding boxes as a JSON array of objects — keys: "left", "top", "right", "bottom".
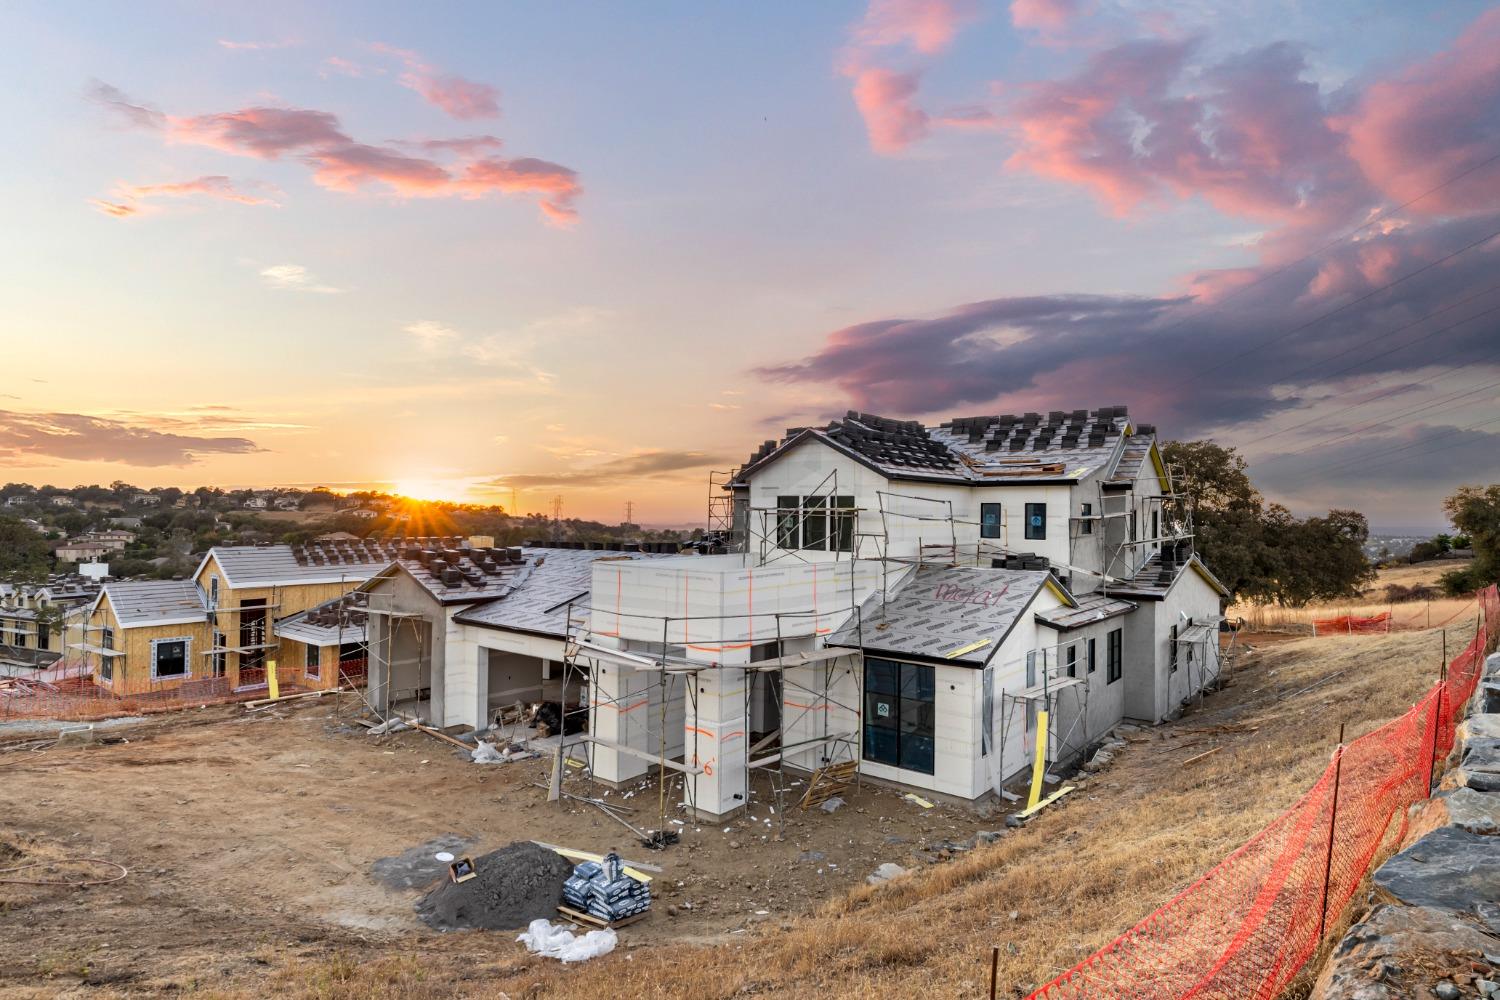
[{"left": 415, "top": 841, "right": 572, "bottom": 932}]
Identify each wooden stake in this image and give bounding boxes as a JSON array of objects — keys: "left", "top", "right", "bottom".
[{"left": 990, "top": 945, "right": 999, "bottom": 1000}]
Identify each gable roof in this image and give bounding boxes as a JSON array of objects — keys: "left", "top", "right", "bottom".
[
  {"left": 733, "top": 406, "right": 1139, "bottom": 487},
  {"left": 96, "top": 580, "right": 206, "bottom": 629},
  {"left": 823, "top": 565, "right": 1072, "bottom": 666},
  {"left": 454, "top": 547, "right": 667, "bottom": 637},
  {"left": 197, "top": 541, "right": 398, "bottom": 589},
  {"left": 362, "top": 541, "right": 534, "bottom": 606}
]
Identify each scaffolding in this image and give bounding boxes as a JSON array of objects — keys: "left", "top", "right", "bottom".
[{"left": 549, "top": 593, "right": 867, "bottom": 844}]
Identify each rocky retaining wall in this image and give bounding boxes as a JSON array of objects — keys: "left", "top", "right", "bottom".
[{"left": 1311, "top": 652, "right": 1500, "bottom": 1000}]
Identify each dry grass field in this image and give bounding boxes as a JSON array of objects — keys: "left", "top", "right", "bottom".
[
  {"left": 1, "top": 617, "right": 1471, "bottom": 1000},
  {"left": 1229, "top": 559, "right": 1477, "bottom": 632}
]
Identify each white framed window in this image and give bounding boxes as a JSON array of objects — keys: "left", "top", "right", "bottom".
[
  {"left": 208, "top": 575, "right": 219, "bottom": 608},
  {"left": 150, "top": 636, "right": 192, "bottom": 681},
  {"left": 305, "top": 642, "right": 322, "bottom": 679}
]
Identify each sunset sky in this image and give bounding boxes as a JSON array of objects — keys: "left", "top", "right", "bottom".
[{"left": 2, "top": 1, "right": 1498, "bottom": 529}]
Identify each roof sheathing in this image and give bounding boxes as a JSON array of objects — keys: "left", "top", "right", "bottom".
[
  {"left": 733, "top": 406, "right": 1138, "bottom": 487},
  {"left": 454, "top": 548, "right": 667, "bottom": 638},
  {"left": 824, "top": 565, "right": 1066, "bottom": 666},
  {"left": 100, "top": 579, "right": 206, "bottom": 629},
  {"left": 202, "top": 543, "right": 393, "bottom": 589}
]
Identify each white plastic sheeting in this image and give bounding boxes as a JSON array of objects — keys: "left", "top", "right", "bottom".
[{"left": 516, "top": 918, "right": 617, "bottom": 963}]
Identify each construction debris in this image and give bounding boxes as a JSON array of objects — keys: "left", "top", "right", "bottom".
[{"left": 370, "top": 835, "right": 476, "bottom": 890}]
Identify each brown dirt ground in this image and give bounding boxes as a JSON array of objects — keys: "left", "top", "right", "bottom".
[{"left": 0, "top": 619, "right": 1479, "bottom": 999}]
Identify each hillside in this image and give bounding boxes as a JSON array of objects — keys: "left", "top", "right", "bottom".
[{"left": 0, "top": 619, "right": 1470, "bottom": 999}]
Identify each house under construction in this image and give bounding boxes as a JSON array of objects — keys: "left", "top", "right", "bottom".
[{"left": 364, "top": 405, "right": 1227, "bottom": 823}]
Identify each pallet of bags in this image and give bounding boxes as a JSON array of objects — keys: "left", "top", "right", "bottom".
[{"left": 561, "top": 852, "right": 650, "bottom": 925}]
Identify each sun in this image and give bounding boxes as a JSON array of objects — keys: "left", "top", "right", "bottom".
[{"left": 393, "top": 478, "right": 456, "bottom": 503}]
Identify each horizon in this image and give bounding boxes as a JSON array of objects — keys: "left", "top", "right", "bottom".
[{"left": 3, "top": 1, "right": 1499, "bottom": 528}]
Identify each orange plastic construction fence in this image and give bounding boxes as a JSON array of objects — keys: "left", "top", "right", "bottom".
[
  {"left": 1026, "top": 584, "right": 1498, "bottom": 1000},
  {"left": 1311, "top": 611, "right": 1391, "bottom": 636}
]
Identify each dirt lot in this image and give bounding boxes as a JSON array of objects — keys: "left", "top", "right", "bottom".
[
  {"left": 0, "top": 698, "right": 1014, "bottom": 996},
  {"left": 0, "top": 620, "right": 1477, "bottom": 999}
]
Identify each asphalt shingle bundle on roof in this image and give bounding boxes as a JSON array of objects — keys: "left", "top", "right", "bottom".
[
  {"left": 274, "top": 591, "right": 370, "bottom": 645},
  {"left": 735, "top": 406, "right": 1139, "bottom": 485},
  {"left": 102, "top": 579, "right": 206, "bottom": 628},
  {"left": 386, "top": 540, "right": 532, "bottom": 604},
  {"left": 1106, "top": 548, "right": 1228, "bottom": 600},
  {"left": 824, "top": 566, "right": 1061, "bottom": 666},
  {"left": 208, "top": 542, "right": 394, "bottom": 587},
  {"left": 454, "top": 547, "right": 665, "bottom": 638}
]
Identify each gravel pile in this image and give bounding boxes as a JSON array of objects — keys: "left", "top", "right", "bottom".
[{"left": 415, "top": 841, "right": 573, "bottom": 932}]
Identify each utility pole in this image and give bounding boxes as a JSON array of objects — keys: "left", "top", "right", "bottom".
[
  {"left": 551, "top": 495, "right": 563, "bottom": 542},
  {"left": 625, "top": 500, "right": 634, "bottom": 526}
]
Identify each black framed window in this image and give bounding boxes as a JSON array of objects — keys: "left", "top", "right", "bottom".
[
  {"left": 776, "top": 495, "right": 799, "bottom": 549},
  {"left": 1107, "top": 628, "right": 1123, "bottom": 684},
  {"left": 1025, "top": 502, "right": 1046, "bottom": 540},
  {"left": 1169, "top": 624, "right": 1179, "bottom": 673},
  {"left": 863, "top": 658, "right": 935, "bottom": 775},
  {"left": 1087, "top": 636, "right": 1097, "bottom": 673},
  {"left": 153, "top": 639, "right": 188, "bottom": 679},
  {"left": 802, "top": 495, "right": 828, "bottom": 551},
  {"left": 37, "top": 624, "right": 49, "bottom": 650},
  {"left": 832, "top": 495, "right": 855, "bottom": 551},
  {"left": 776, "top": 495, "right": 855, "bottom": 552},
  {"left": 980, "top": 502, "right": 1003, "bottom": 539},
  {"left": 1080, "top": 502, "right": 1093, "bottom": 535},
  {"left": 1065, "top": 644, "right": 1077, "bottom": 678},
  {"left": 14, "top": 626, "right": 25, "bottom": 648},
  {"left": 1152, "top": 509, "right": 1160, "bottom": 542}
]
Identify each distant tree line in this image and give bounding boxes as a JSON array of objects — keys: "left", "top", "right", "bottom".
[{"left": 1162, "top": 441, "right": 1375, "bottom": 607}]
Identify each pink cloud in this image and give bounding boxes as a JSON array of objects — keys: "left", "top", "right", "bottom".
[
  {"left": 370, "top": 42, "right": 500, "bottom": 120},
  {"left": 1009, "top": 0, "right": 1081, "bottom": 32},
  {"left": 404, "top": 73, "right": 500, "bottom": 121},
  {"left": 850, "top": 67, "right": 931, "bottom": 154},
  {"left": 119, "top": 175, "right": 278, "bottom": 205},
  {"left": 1004, "top": 39, "right": 1369, "bottom": 230},
  {"left": 854, "top": 0, "right": 979, "bottom": 56},
  {"left": 1342, "top": 9, "right": 1500, "bottom": 214},
  {"left": 841, "top": 0, "right": 987, "bottom": 154},
  {"left": 459, "top": 156, "right": 581, "bottom": 224},
  {"left": 93, "top": 83, "right": 581, "bottom": 224}
]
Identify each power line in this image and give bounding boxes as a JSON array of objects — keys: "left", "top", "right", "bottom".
[
  {"left": 1281, "top": 411, "right": 1500, "bottom": 487},
  {"left": 1150, "top": 148, "right": 1500, "bottom": 336},
  {"left": 1195, "top": 223, "right": 1500, "bottom": 379},
  {"left": 1247, "top": 296, "right": 1500, "bottom": 447},
  {"left": 1282, "top": 371, "right": 1500, "bottom": 459},
  {"left": 1250, "top": 282, "right": 1500, "bottom": 403}
]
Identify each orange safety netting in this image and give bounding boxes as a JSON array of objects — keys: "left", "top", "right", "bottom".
[
  {"left": 1027, "top": 584, "right": 1498, "bottom": 1000},
  {"left": 1311, "top": 611, "right": 1391, "bottom": 635},
  {"left": 0, "top": 661, "right": 365, "bottom": 723}
]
